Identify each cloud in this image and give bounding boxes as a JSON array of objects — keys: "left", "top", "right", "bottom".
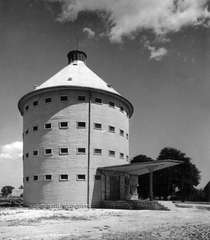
[
  {"left": 141, "top": 35, "right": 168, "bottom": 60},
  {"left": 83, "top": 27, "right": 95, "bottom": 38},
  {"left": 0, "top": 141, "right": 23, "bottom": 160},
  {"left": 148, "top": 46, "right": 168, "bottom": 61},
  {"left": 46, "top": 0, "right": 210, "bottom": 42}
]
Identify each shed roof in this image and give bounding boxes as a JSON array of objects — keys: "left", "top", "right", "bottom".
[{"left": 100, "top": 160, "right": 183, "bottom": 175}]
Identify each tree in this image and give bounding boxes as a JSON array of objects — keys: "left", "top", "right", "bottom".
[
  {"left": 1, "top": 186, "right": 14, "bottom": 197},
  {"left": 156, "top": 147, "right": 201, "bottom": 201},
  {"left": 130, "top": 154, "right": 153, "bottom": 164}
]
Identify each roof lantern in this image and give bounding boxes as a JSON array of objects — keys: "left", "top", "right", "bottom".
[{"left": 67, "top": 50, "right": 87, "bottom": 64}]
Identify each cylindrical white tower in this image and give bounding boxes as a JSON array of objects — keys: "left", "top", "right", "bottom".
[{"left": 18, "top": 50, "right": 133, "bottom": 207}]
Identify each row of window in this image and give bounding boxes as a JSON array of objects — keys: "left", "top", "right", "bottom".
[
  {"left": 24, "top": 95, "right": 128, "bottom": 116},
  {"left": 24, "top": 122, "right": 129, "bottom": 139},
  {"left": 24, "top": 148, "right": 129, "bottom": 160},
  {"left": 25, "top": 174, "right": 101, "bottom": 182}
]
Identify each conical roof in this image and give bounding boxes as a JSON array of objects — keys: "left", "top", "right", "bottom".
[
  {"left": 18, "top": 50, "right": 134, "bottom": 117},
  {"left": 35, "top": 60, "right": 120, "bottom": 95}
]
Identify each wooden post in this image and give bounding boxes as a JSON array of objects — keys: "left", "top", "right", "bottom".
[
  {"left": 149, "top": 171, "right": 153, "bottom": 201},
  {"left": 147, "top": 167, "right": 154, "bottom": 201}
]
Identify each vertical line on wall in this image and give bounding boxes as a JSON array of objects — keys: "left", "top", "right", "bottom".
[{"left": 87, "top": 90, "right": 92, "bottom": 207}]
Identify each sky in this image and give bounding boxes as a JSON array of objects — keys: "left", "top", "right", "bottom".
[{"left": 1, "top": 0, "right": 210, "bottom": 190}]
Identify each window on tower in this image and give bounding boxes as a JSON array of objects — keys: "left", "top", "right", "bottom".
[
  {"left": 59, "top": 122, "right": 69, "bottom": 129},
  {"left": 94, "top": 123, "right": 102, "bottom": 130},
  {"left": 77, "top": 174, "right": 86, "bottom": 181},
  {"left": 94, "top": 175, "right": 102, "bottom": 181},
  {"left": 44, "top": 123, "right": 52, "bottom": 129},
  {"left": 120, "top": 152, "right": 124, "bottom": 159},
  {"left": 78, "top": 95, "right": 86, "bottom": 102},
  {"left": 59, "top": 148, "right": 69, "bottom": 155},
  {"left": 33, "top": 100, "right": 38, "bottom": 107},
  {"left": 94, "top": 97, "right": 102, "bottom": 104},
  {"left": 33, "top": 126, "right": 38, "bottom": 132},
  {"left": 60, "top": 174, "right": 69, "bottom": 180},
  {"left": 109, "top": 101, "right": 115, "bottom": 108},
  {"left": 26, "top": 176, "right": 29, "bottom": 182},
  {"left": 77, "top": 122, "right": 86, "bottom": 129},
  {"left": 108, "top": 126, "right": 115, "bottom": 133},
  {"left": 33, "top": 175, "right": 39, "bottom": 181},
  {"left": 33, "top": 150, "right": 39, "bottom": 156},
  {"left": 109, "top": 150, "right": 115, "bottom": 157},
  {"left": 60, "top": 95, "right": 68, "bottom": 102},
  {"left": 44, "top": 175, "right": 52, "bottom": 181},
  {"left": 45, "top": 148, "right": 52, "bottom": 155},
  {"left": 45, "top": 97, "right": 52, "bottom": 103},
  {"left": 119, "top": 129, "right": 124, "bottom": 137},
  {"left": 77, "top": 148, "right": 86, "bottom": 155},
  {"left": 94, "top": 148, "right": 102, "bottom": 155}
]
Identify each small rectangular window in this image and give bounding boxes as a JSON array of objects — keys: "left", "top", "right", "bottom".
[
  {"left": 109, "top": 101, "right": 115, "bottom": 108},
  {"left": 44, "top": 123, "right": 52, "bottom": 129},
  {"left": 120, "top": 129, "right": 124, "bottom": 136},
  {"left": 26, "top": 176, "right": 29, "bottom": 182},
  {"left": 126, "top": 155, "right": 129, "bottom": 161},
  {"left": 33, "top": 126, "right": 38, "bottom": 131},
  {"left": 109, "top": 126, "right": 115, "bottom": 133},
  {"left": 120, "top": 152, "right": 124, "bottom": 159},
  {"left": 44, "top": 175, "right": 52, "bottom": 181},
  {"left": 60, "top": 174, "right": 69, "bottom": 180},
  {"left": 94, "top": 123, "right": 102, "bottom": 130},
  {"left": 109, "top": 150, "right": 115, "bottom": 157},
  {"left": 94, "top": 175, "right": 102, "bottom": 181},
  {"left": 77, "top": 174, "right": 86, "bottom": 181},
  {"left": 45, "top": 97, "right": 51, "bottom": 103},
  {"left": 78, "top": 96, "right": 86, "bottom": 101},
  {"left": 94, "top": 148, "right": 102, "bottom": 155},
  {"left": 77, "top": 122, "right": 86, "bottom": 128},
  {"left": 120, "top": 106, "right": 124, "bottom": 112},
  {"left": 59, "top": 122, "right": 69, "bottom": 129},
  {"left": 77, "top": 148, "right": 86, "bottom": 155},
  {"left": 33, "top": 150, "right": 39, "bottom": 156},
  {"left": 60, "top": 95, "right": 68, "bottom": 101},
  {"left": 25, "top": 129, "right": 29, "bottom": 135},
  {"left": 33, "top": 100, "right": 38, "bottom": 106},
  {"left": 33, "top": 175, "right": 39, "bottom": 181},
  {"left": 26, "top": 153, "right": 29, "bottom": 158},
  {"left": 60, "top": 148, "right": 69, "bottom": 155},
  {"left": 45, "top": 149, "right": 52, "bottom": 155},
  {"left": 95, "top": 97, "right": 102, "bottom": 104},
  {"left": 25, "top": 105, "right": 29, "bottom": 111}
]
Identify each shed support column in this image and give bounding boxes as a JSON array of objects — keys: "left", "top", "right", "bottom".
[
  {"left": 149, "top": 171, "right": 153, "bottom": 201},
  {"left": 147, "top": 167, "right": 154, "bottom": 201}
]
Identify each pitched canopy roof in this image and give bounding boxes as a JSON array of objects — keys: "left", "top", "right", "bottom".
[{"left": 100, "top": 160, "right": 183, "bottom": 175}]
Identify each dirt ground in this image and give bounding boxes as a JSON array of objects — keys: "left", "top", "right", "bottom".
[{"left": 0, "top": 206, "right": 210, "bottom": 240}]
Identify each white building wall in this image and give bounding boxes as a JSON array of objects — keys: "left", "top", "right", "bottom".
[{"left": 21, "top": 89, "right": 130, "bottom": 206}]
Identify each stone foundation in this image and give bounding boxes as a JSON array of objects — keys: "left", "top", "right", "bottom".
[
  {"left": 23, "top": 202, "right": 101, "bottom": 210},
  {"left": 102, "top": 200, "right": 170, "bottom": 210}
]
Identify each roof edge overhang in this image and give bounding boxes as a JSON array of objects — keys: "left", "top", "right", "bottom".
[
  {"left": 99, "top": 159, "right": 183, "bottom": 176},
  {"left": 18, "top": 85, "right": 134, "bottom": 117}
]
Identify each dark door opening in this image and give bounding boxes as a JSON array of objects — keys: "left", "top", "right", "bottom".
[{"left": 110, "top": 176, "right": 120, "bottom": 200}]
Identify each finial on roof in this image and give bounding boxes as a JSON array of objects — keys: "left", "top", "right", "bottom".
[{"left": 67, "top": 50, "right": 87, "bottom": 65}]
